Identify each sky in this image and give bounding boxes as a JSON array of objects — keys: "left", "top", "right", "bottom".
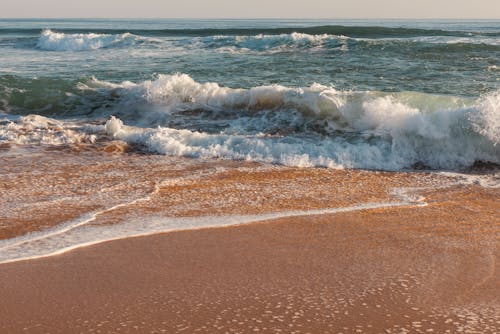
[{"left": 1, "top": 0, "right": 500, "bottom": 19}]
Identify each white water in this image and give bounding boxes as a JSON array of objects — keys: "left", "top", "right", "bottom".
[
  {"left": 0, "top": 114, "right": 99, "bottom": 145},
  {"left": 34, "top": 30, "right": 500, "bottom": 54},
  {"left": 2, "top": 73, "right": 498, "bottom": 170},
  {"left": 36, "top": 29, "right": 144, "bottom": 51},
  {"left": 35, "top": 30, "right": 346, "bottom": 54},
  {"left": 91, "top": 74, "right": 499, "bottom": 170}
]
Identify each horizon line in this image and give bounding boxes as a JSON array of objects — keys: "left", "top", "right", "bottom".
[{"left": 1, "top": 17, "right": 500, "bottom": 20}]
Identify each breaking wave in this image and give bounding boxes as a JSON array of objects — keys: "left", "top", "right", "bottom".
[
  {"left": 82, "top": 74, "right": 500, "bottom": 170},
  {"left": 31, "top": 27, "right": 500, "bottom": 53},
  {"left": 6, "top": 25, "right": 498, "bottom": 38},
  {"left": 36, "top": 29, "right": 146, "bottom": 51},
  {"left": 0, "top": 114, "right": 99, "bottom": 145},
  {"left": 2, "top": 73, "right": 499, "bottom": 170}
]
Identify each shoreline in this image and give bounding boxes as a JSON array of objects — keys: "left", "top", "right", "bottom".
[
  {"left": 0, "top": 145, "right": 464, "bottom": 265},
  {"left": 1, "top": 147, "right": 499, "bottom": 333},
  {"left": 1, "top": 188, "right": 498, "bottom": 333},
  {"left": 0, "top": 197, "right": 426, "bottom": 265}
]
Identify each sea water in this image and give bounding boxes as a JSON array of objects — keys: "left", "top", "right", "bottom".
[{"left": 1, "top": 18, "right": 499, "bottom": 170}]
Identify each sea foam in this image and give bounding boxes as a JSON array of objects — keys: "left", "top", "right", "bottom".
[
  {"left": 94, "top": 73, "right": 500, "bottom": 170},
  {"left": 36, "top": 29, "right": 142, "bottom": 51},
  {"left": 0, "top": 114, "right": 98, "bottom": 145},
  {"left": 2, "top": 73, "right": 499, "bottom": 171},
  {"left": 0, "top": 197, "right": 426, "bottom": 264}
]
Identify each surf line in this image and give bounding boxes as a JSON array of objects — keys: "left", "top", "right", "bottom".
[
  {"left": 0, "top": 182, "right": 164, "bottom": 252},
  {"left": 0, "top": 188, "right": 427, "bottom": 265}
]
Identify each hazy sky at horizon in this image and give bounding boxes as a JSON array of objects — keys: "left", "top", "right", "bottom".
[{"left": 1, "top": 0, "right": 500, "bottom": 19}]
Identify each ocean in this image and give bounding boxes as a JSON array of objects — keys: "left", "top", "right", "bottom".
[{"left": 1, "top": 18, "right": 499, "bottom": 171}]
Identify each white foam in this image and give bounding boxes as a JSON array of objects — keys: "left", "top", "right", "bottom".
[
  {"left": 104, "top": 116, "right": 359, "bottom": 169},
  {"left": 4, "top": 74, "right": 499, "bottom": 170},
  {"left": 0, "top": 114, "right": 98, "bottom": 145},
  {"left": 90, "top": 73, "right": 500, "bottom": 170},
  {"left": 84, "top": 73, "right": 341, "bottom": 114},
  {"left": 438, "top": 171, "right": 500, "bottom": 189},
  {"left": 0, "top": 191, "right": 426, "bottom": 264},
  {"left": 36, "top": 29, "right": 142, "bottom": 51},
  {"left": 472, "top": 90, "right": 500, "bottom": 144}
]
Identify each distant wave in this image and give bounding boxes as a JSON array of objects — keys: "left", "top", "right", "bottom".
[
  {"left": 179, "top": 33, "right": 500, "bottom": 54},
  {"left": 29, "top": 28, "right": 500, "bottom": 53},
  {"left": 183, "top": 32, "right": 349, "bottom": 53},
  {"left": 0, "top": 25, "right": 492, "bottom": 53},
  {"left": 36, "top": 29, "right": 147, "bottom": 51},
  {"left": 406, "top": 35, "right": 500, "bottom": 46},
  {"left": 3, "top": 25, "right": 499, "bottom": 38}
]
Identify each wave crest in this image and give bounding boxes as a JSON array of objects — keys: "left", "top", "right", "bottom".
[
  {"left": 36, "top": 29, "right": 142, "bottom": 51},
  {"left": 186, "top": 32, "right": 348, "bottom": 53},
  {"left": 2, "top": 73, "right": 499, "bottom": 170},
  {"left": 0, "top": 114, "right": 98, "bottom": 145},
  {"left": 91, "top": 74, "right": 500, "bottom": 170}
]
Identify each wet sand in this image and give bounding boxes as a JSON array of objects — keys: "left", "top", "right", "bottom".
[{"left": 0, "top": 145, "right": 499, "bottom": 333}]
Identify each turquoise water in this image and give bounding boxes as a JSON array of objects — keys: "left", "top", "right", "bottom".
[{"left": 0, "top": 19, "right": 499, "bottom": 170}]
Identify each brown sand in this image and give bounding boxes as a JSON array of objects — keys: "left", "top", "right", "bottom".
[
  {"left": 0, "top": 145, "right": 451, "bottom": 238},
  {"left": 1, "top": 146, "right": 499, "bottom": 333}
]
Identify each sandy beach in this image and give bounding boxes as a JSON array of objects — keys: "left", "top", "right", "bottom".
[{"left": 1, "top": 146, "right": 499, "bottom": 333}]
